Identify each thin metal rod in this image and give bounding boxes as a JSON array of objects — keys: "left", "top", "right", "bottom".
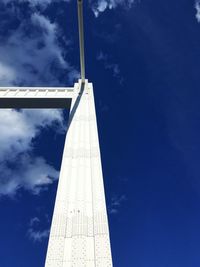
[{"left": 77, "top": 0, "right": 85, "bottom": 83}]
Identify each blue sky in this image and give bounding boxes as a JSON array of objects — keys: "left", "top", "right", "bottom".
[{"left": 1, "top": 0, "right": 200, "bottom": 266}]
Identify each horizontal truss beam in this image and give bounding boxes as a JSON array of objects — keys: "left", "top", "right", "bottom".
[{"left": 0, "top": 87, "right": 75, "bottom": 109}]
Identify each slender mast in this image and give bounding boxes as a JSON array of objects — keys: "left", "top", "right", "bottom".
[{"left": 77, "top": 0, "right": 85, "bottom": 83}]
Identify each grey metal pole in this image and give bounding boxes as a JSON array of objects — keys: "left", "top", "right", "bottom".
[{"left": 77, "top": 0, "right": 85, "bottom": 83}]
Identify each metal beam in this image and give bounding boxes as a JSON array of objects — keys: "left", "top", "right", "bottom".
[
  {"left": 0, "top": 98, "right": 72, "bottom": 108},
  {"left": 0, "top": 86, "right": 76, "bottom": 109},
  {"left": 77, "top": 0, "right": 85, "bottom": 83}
]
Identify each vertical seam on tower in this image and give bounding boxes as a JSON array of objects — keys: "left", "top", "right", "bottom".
[{"left": 88, "top": 83, "right": 97, "bottom": 267}]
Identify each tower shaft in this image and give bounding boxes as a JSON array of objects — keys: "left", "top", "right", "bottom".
[{"left": 45, "top": 80, "right": 113, "bottom": 267}]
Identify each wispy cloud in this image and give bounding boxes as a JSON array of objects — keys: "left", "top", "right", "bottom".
[
  {"left": 1, "top": 0, "right": 70, "bottom": 8},
  {"left": 108, "top": 194, "right": 127, "bottom": 214},
  {"left": 91, "top": 0, "right": 135, "bottom": 17},
  {"left": 0, "top": 2, "right": 78, "bottom": 86},
  {"left": 97, "top": 51, "right": 123, "bottom": 83},
  {"left": 27, "top": 217, "right": 49, "bottom": 242},
  {"left": 29, "top": 217, "right": 40, "bottom": 226},
  {"left": 28, "top": 228, "right": 49, "bottom": 242},
  {"left": 195, "top": 1, "right": 200, "bottom": 23},
  {"left": 0, "top": 109, "right": 65, "bottom": 197}
]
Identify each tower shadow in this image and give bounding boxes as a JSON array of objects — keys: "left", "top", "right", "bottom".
[{"left": 65, "top": 82, "right": 85, "bottom": 135}]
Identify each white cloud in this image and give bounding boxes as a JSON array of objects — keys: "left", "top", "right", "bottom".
[
  {"left": 0, "top": 109, "right": 65, "bottom": 197},
  {"left": 108, "top": 194, "right": 127, "bottom": 214},
  {"left": 0, "top": 63, "right": 16, "bottom": 85},
  {"left": 27, "top": 217, "right": 49, "bottom": 242},
  {"left": 91, "top": 0, "right": 135, "bottom": 17},
  {"left": 0, "top": 4, "right": 78, "bottom": 86},
  {"left": 28, "top": 228, "right": 50, "bottom": 242},
  {"left": 0, "top": 109, "right": 64, "bottom": 161},
  {"left": 92, "top": 0, "right": 108, "bottom": 17},
  {"left": 0, "top": 0, "right": 79, "bottom": 199},
  {"left": 0, "top": 155, "right": 59, "bottom": 196},
  {"left": 1, "top": 0, "right": 70, "bottom": 8},
  {"left": 97, "top": 51, "right": 108, "bottom": 61},
  {"left": 0, "top": 3, "right": 76, "bottom": 198},
  {"left": 195, "top": 1, "right": 200, "bottom": 23},
  {"left": 30, "top": 217, "right": 40, "bottom": 226}
]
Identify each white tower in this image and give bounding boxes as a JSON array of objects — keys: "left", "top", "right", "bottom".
[
  {"left": 0, "top": 1, "right": 113, "bottom": 266},
  {"left": 44, "top": 79, "right": 113, "bottom": 266},
  {"left": 45, "top": 1, "right": 113, "bottom": 265}
]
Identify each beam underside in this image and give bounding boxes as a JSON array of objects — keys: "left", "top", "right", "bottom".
[{"left": 0, "top": 98, "right": 72, "bottom": 108}]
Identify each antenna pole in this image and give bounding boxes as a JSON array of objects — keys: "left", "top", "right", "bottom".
[{"left": 77, "top": 0, "right": 85, "bottom": 83}]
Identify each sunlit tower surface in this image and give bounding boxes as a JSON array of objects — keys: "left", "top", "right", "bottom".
[{"left": 0, "top": 0, "right": 113, "bottom": 266}]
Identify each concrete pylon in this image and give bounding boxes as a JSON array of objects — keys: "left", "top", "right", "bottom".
[{"left": 44, "top": 80, "right": 113, "bottom": 267}]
